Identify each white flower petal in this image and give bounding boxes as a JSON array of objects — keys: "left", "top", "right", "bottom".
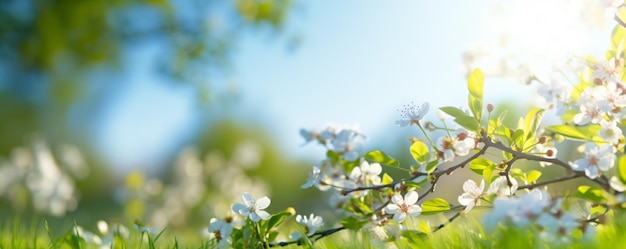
[
  {"left": 585, "top": 166, "right": 599, "bottom": 179},
  {"left": 404, "top": 191, "right": 418, "bottom": 205},
  {"left": 232, "top": 203, "right": 249, "bottom": 216},
  {"left": 385, "top": 204, "right": 399, "bottom": 214},
  {"left": 391, "top": 193, "right": 403, "bottom": 205},
  {"left": 241, "top": 192, "right": 255, "bottom": 207},
  {"left": 394, "top": 212, "right": 407, "bottom": 223},
  {"left": 255, "top": 210, "right": 271, "bottom": 220},
  {"left": 407, "top": 205, "right": 422, "bottom": 216},
  {"left": 458, "top": 194, "right": 474, "bottom": 206},
  {"left": 255, "top": 196, "right": 271, "bottom": 209}
]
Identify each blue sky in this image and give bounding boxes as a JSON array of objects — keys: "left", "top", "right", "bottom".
[{"left": 97, "top": 1, "right": 615, "bottom": 173}]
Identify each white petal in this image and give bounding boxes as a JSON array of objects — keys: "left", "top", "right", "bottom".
[
  {"left": 458, "top": 194, "right": 474, "bottom": 206},
  {"left": 573, "top": 113, "right": 590, "bottom": 125},
  {"left": 241, "top": 192, "right": 255, "bottom": 207},
  {"left": 478, "top": 179, "right": 485, "bottom": 192},
  {"left": 462, "top": 180, "right": 479, "bottom": 194},
  {"left": 570, "top": 159, "right": 587, "bottom": 171},
  {"left": 407, "top": 205, "right": 422, "bottom": 216},
  {"left": 391, "top": 193, "right": 403, "bottom": 205},
  {"left": 255, "top": 210, "right": 271, "bottom": 220},
  {"left": 255, "top": 196, "right": 271, "bottom": 209},
  {"left": 394, "top": 212, "right": 407, "bottom": 223},
  {"left": 370, "top": 163, "right": 382, "bottom": 175},
  {"left": 464, "top": 202, "right": 475, "bottom": 213},
  {"left": 384, "top": 204, "right": 399, "bottom": 214},
  {"left": 419, "top": 102, "right": 430, "bottom": 117},
  {"left": 396, "top": 120, "right": 410, "bottom": 127},
  {"left": 295, "top": 215, "right": 303, "bottom": 223},
  {"left": 232, "top": 203, "right": 249, "bottom": 216},
  {"left": 249, "top": 212, "right": 261, "bottom": 222},
  {"left": 404, "top": 191, "right": 418, "bottom": 205},
  {"left": 585, "top": 166, "right": 598, "bottom": 179},
  {"left": 610, "top": 176, "right": 626, "bottom": 192}
]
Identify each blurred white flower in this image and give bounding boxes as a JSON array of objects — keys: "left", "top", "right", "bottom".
[
  {"left": 600, "top": 119, "right": 624, "bottom": 145},
  {"left": 208, "top": 218, "right": 233, "bottom": 248},
  {"left": 26, "top": 140, "right": 78, "bottom": 216},
  {"left": 296, "top": 213, "right": 324, "bottom": 236},
  {"left": 72, "top": 226, "right": 102, "bottom": 246},
  {"left": 487, "top": 176, "right": 518, "bottom": 197},
  {"left": 458, "top": 179, "right": 485, "bottom": 213},
  {"left": 482, "top": 189, "right": 552, "bottom": 232},
  {"left": 349, "top": 160, "right": 382, "bottom": 186},
  {"left": 570, "top": 142, "right": 616, "bottom": 179},
  {"left": 610, "top": 176, "right": 626, "bottom": 192},
  {"left": 232, "top": 192, "right": 271, "bottom": 222}
]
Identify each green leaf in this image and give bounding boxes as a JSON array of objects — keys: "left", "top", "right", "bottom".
[
  {"left": 425, "top": 160, "right": 439, "bottom": 173},
  {"left": 382, "top": 173, "right": 394, "bottom": 185},
  {"left": 410, "top": 141, "right": 430, "bottom": 164},
  {"left": 575, "top": 185, "right": 606, "bottom": 203},
  {"left": 266, "top": 211, "right": 292, "bottom": 231},
  {"left": 469, "top": 158, "right": 495, "bottom": 175},
  {"left": 454, "top": 115, "right": 481, "bottom": 132},
  {"left": 439, "top": 106, "right": 467, "bottom": 118},
  {"left": 547, "top": 124, "right": 600, "bottom": 141},
  {"left": 418, "top": 220, "right": 431, "bottom": 234},
  {"left": 524, "top": 108, "right": 545, "bottom": 141},
  {"left": 482, "top": 166, "right": 494, "bottom": 185},
  {"left": 364, "top": 150, "right": 399, "bottom": 167},
  {"left": 350, "top": 198, "right": 373, "bottom": 214},
  {"left": 509, "top": 168, "right": 524, "bottom": 179},
  {"left": 526, "top": 170, "right": 542, "bottom": 183},
  {"left": 405, "top": 180, "right": 424, "bottom": 188},
  {"left": 612, "top": 18, "right": 626, "bottom": 52},
  {"left": 326, "top": 150, "right": 341, "bottom": 163},
  {"left": 340, "top": 217, "right": 368, "bottom": 231},
  {"left": 590, "top": 205, "right": 607, "bottom": 218},
  {"left": 421, "top": 198, "right": 450, "bottom": 215},
  {"left": 401, "top": 230, "right": 428, "bottom": 245},
  {"left": 511, "top": 129, "right": 525, "bottom": 149},
  {"left": 267, "top": 231, "right": 280, "bottom": 243},
  {"left": 467, "top": 68, "right": 484, "bottom": 121},
  {"left": 618, "top": 155, "right": 626, "bottom": 184}
]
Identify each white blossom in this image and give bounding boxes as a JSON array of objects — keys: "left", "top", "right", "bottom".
[
  {"left": 396, "top": 102, "right": 429, "bottom": 127},
  {"left": 487, "top": 176, "right": 518, "bottom": 197},
  {"left": 384, "top": 191, "right": 422, "bottom": 223},
  {"left": 458, "top": 179, "right": 485, "bottom": 213},
  {"left": 570, "top": 142, "right": 616, "bottom": 179},
  {"left": 296, "top": 213, "right": 324, "bottom": 236},
  {"left": 231, "top": 192, "right": 271, "bottom": 222}
]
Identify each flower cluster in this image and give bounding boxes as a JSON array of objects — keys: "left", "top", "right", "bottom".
[
  {"left": 483, "top": 189, "right": 596, "bottom": 244},
  {"left": 0, "top": 139, "right": 85, "bottom": 216},
  {"left": 300, "top": 124, "right": 365, "bottom": 161}
]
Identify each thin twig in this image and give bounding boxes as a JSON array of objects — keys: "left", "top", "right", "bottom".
[{"left": 518, "top": 174, "right": 581, "bottom": 190}]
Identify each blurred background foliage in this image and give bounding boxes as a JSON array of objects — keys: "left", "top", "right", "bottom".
[
  {"left": 0, "top": 0, "right": 292, "bottom": 154},
  {"left": 0, "top": 0, "right": 315, "bottom": 230}
]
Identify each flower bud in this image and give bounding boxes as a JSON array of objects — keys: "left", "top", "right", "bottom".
[
  {"left": 538, "top": 136, "right": 547, "bottom": 144},
  {"left": 487, "top": 103, "right": 494, "bottom": 113}
]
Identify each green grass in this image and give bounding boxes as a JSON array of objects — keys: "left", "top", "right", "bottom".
[{"left": 1, "top": 213, "right": 625, "bottom": 249}]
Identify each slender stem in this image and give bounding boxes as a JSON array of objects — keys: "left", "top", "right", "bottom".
[
  {"left": 518, "top": 174, "right": 581, "bottom": 190},
  {"left": 418, "top": 122, "right": 438, "bottom": 152},
  {"left": 433, "top": 211, "right": 462, "bottom": 232},
  {"left": 270, "top": 226, "right": 346, "bottom": 247}
]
